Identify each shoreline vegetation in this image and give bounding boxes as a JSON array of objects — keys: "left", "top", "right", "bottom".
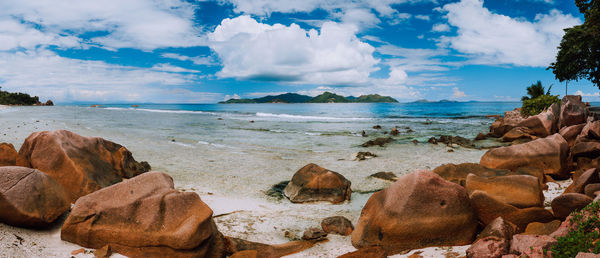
[
  {"left": 0, "top": 87, "right": 53, "bottom": 106},
  {"left": 219, "top": 92, "right": 399, "bottom": 104},
  {"left": 0, "top": 95, "right": 599, "bottom": 257}
]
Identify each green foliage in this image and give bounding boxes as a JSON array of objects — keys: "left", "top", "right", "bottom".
[
  {"left": 521, "top": 81, "right": 547, "bottom": 101},
  {"left": 551, "top": 201, "right": 600, "bottom": 258},
  {"left": 353, "top": 94, "right": 399, "bottom": 103},
  {"left": 521, "top": 94, "right": 560, "bottom": 116},
  {"left": 0, "top": 87, "right": 40, "bottom": 105},
  {"left": 548, "top": 0, "right": 600, "bottom": 89},
  {"left": 308, "top": 92, "right": 351, "bottom": 103}
]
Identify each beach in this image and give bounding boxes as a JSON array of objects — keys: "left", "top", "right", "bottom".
[{"left": 0, "top": 103, "right": 577, "bottom": 257}]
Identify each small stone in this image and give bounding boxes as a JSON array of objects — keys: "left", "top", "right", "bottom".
[
  {"left": 71, "top": 248, "right": 85, "bottom": 255},
  {"left": 302, "top": 227, "right": 327, "bottom": 241},
  {"left": 321, "top": 216, "right": 354, "bottom": 236},
  {"left": 369, "top": 172, "right": 398, "bottom": 181}
]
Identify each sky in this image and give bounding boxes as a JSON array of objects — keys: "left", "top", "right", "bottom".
[{"left": 0, "top": 0, "right": 596, "bottom": 103}]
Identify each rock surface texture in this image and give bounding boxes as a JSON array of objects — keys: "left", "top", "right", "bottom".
[
  {"left": 0, "top": 166, "right": 70, "bottom": 228},
  {"left": 18, "top": 130, "right": 150, "bottom": 201},
  {"left": 351, "top": 170, "right": 477, "bottom": 255}
]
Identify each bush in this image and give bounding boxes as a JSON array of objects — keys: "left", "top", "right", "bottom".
[
  {"left": 521, "top": 94, "right": 560, "bottom": 116},
  {"left": 551, "top": 201, "right": 600, "bottom": 258}
]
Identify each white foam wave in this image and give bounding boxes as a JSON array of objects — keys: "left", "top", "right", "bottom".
[
  {"left": 255, "top": 112, "right": 370, "bottom": 121},
  {"left": 102, "top": 107, "right": 216, "bottom": 115}
]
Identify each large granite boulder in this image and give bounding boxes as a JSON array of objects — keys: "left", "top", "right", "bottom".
[
  {"left": 509, "top": 234, "right": 557, "bottom": 257},
  {"left": 565, "top": 168, "right": 599, "bottom": 194},
  {"left": 489, "top": 109, "right": 525, "bottom": 137},
  {"left": 61, "top": 172, "right": 226, "bottom": 257},
  {"left": 480, "top": 134, "right": 569, "bottom": 179},
  {"left": 351, "top": 170, "right": 477, "bottom": 255},
  {"left": 433, "top": 163, "right": 544, "bottom": 187},
  {"left": 283, "top": 163, "right": 351, "bottom": 204},
  {"left": 501, "top": 127, "right": 536, "bottom": 142},
  {"left": 469, "top": 190, "right": 555, "bottom": 231},
  {"left": 18, "top": 130, "right": 151, "bottom": 201},
  {"left": 559, "top": 123, "right": 586, "bottom": 147},
  {"left": 0, "top": 143, "right": 23, "bottom": 166},
  {"left": 465, "top": 174, "right": 544, "bottom": 208},
  {"left": 0, "top": 166, "right": 70, "bottom": 227},
  {"left": 560, "top": 95, "right": 588, "bottom": 129},
  {"left": 551, "top": 193, "right": 593, "bottom": 220},
  {"left": 516, "top": 102, "right": 559, "bottom": 137}
]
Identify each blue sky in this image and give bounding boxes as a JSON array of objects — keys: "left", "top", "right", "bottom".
[{"left": 0, "top": 0, "right": 596, "bottom": 103}]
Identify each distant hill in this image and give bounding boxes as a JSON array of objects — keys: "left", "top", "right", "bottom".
[
  {"left": 219, "top": 92, "right": 398, "bottom": 104},
  {"left": 0, "top": 87, "right": 53, "bottom": 106},
  {"left": 219, "top": 93, "right": 312, "bottom": 104}
]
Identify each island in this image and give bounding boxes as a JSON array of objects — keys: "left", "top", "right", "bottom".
[
  {"left": 219, "top": 92, "right": 398, "bottom": 104},
  {"left": 0, "top": 87, "right": 53, "bottom": 106}
]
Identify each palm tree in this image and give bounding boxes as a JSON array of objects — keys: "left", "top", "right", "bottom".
[{"left": 521, "top": 81, "right": 551, "bottom": 101}]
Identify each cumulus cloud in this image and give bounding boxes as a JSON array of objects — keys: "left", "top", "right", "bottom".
[
  {"left": 452, "top": 87, "right": 466, "bottom": 98},
  {"left": 439, "top": 0, "right": 580, "bottom": 67},
  {"left": 431, "top": 23, "right": 450, "bottom": 32},
  {"left": 415, "top": 15, "right": 430, "bottom": 21},
  {"left": 0, "top": 50, "right": 218, "bottom": 103},
  {"left": 0, "top": 0, "right": 204, "bottom": 50},
  {"left": 0, "top": 19, "right": 82, "bottom": 51},
  {"left": 208, "top": 15, "right": 378, "bottom": 85}
]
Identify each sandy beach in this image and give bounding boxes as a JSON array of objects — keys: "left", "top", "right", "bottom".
[{"left": 0, "top": 105, "right": 575, "bottom": 257}]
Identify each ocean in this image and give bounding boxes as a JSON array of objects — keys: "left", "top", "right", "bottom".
[{"left": 0, "top": 101, "right": 525, "bottom": 256}]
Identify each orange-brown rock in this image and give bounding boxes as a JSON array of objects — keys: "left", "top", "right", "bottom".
[
  {"left": 468, "top": 190, "right": 555, "bottom": 231},
  {"left": 321, "top": 216, "right": 353, "bottom": 236},
  {"left": 465, "top": 174, "right": 544, "bottom": 208},
  {"left": 516, "top": 102, "right": 559, "bottom": 137},
  {"left": 283, "top": 163, "right": 351, "bottom": 204},
  {"left": 551, "top": 193, "right": 593, "bottom": 220},
  {"left": 0, "top": 166, "right": 70, "bottom": 227},
  {"left": 559, "top": 123, "right": 586, "bottom": 147},
  {"left": 560, "top": 95, "right": 588, "bottom": 129},
  {"left": 584, "top": 183, "right": 600, "bottom": 198},
  {"left": 480, "top": 134, "right": 569, "bottom": 179},
  {"left": 432, "top": 163, "right": 544, "bottom": 186},
  {"left": 565, "top": 168, "right": 599, "bottom": 194},
  {"left": 489, "top": 109, "right": 525, "bottom": 137},
  {"left": 61, "top": 172, "right": 226, "bottom": 257},
  {"left": 523, "top": 220, "right": 561, "bottom": 235},
  {"left": 18, "top": 130, "right": 151, "bottom": 201},
  {"left": 501, "top": 127, "right": 536, "bottom": 142},
  {"left": 338, "top": 246, "right": 386, "bottom": 258},
  {"left": 351, "top": 170, "right": 477, "bottom": 255},
  {"left": 477, "top": 217, "right": 517, "bottom": 241},
  {"left": 0, "top": 143, "right": 23, "bottom": 166}
]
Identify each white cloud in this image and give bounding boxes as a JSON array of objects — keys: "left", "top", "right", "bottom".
[
  {"left": 575, "top": 90, "right": 600, "bottom": 97},
  {"left": 439, "top": 0, "right": 580, "bottom": 67},
  {"left": 223, "top": 94, "right": 241, "bottom": 100},
  {"left": 431, "top": 23, "right": 450, "bottom": 32},
  {"left": 0, "top": 50, "right": 219, "bottom": 103},
  {"left": 208, "top": 15, "right": 378, "bottom": 85},
  {"left": 222, "top": 0, "right": 434, "bottom": 16},
  {"left": 0, "top": 19, "right": 82, "bottom": 51},
  {"left": 452, "top": 87, "right": 466, "bottom": 98},
  {"left": 415, "top": 15, "right": 431, "bottom": 21},
  {"left": 339, "top": 9, "right": 381, "bottom": 30},
  {"left": 386, "top": 67, "right": 408, "bottom": 84},
  {"left": 378, "top": 45, "right": 451, "bottom": 72},
  {"left": 161, "top": 53, "right": 217, "bottom": 66},
  {"left": 0, "top": 0, "right": 204, "bottom": 50}
]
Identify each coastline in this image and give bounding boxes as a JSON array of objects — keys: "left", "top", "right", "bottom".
[{"left": 0, "top": 102, "right": 595, "bottom": 257}]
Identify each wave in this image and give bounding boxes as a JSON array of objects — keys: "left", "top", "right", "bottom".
[
  {"left": 102, "top": 107, "right": 217, "bottom": 115},
  {"left": 255, "top": 112, "right": 371, "bottom": 121}
]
